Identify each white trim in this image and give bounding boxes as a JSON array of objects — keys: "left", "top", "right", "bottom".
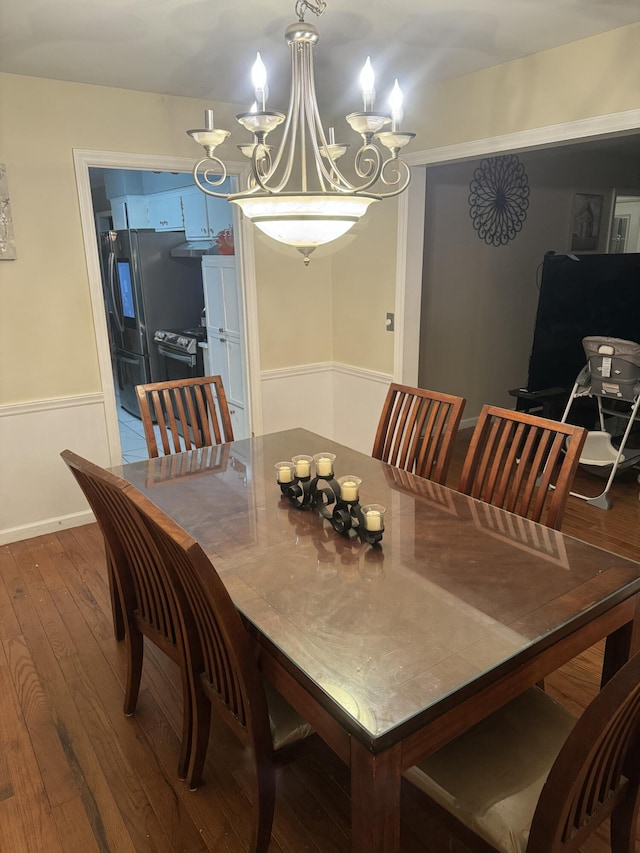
[
  {"left": 236, "top": 208, "right": 263, "bottom": 436},
  {"left": 332, "top": 362, "right": 393, "bottom": 385},
  {"left": 0, "top": 393, "right": 103, "bottom": 417},
  {"left": 460, "top": 415, "right": 479, "bottom": 431},
  {"left": 394, "top": 165, "right": 426, "bottom": 386},
  {"left": 395, "top": 109, "right": 640, "bottom": 385},
  {"left": 405, "top": 109, "right": 640, "bottom": 167},
  {"left": 261, "top": 361, "right": 392, "bottom": 383},
  {"left": 72, "top": 148, "right": 259, "bottom": 458},
  {"left": 0, "top": 511, "right": 95, "bottom": 548},
  {"left": 261, "top": 361, "right": 334, "bottom": 381}
]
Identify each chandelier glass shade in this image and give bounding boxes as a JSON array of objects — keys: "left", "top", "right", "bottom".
[{"left": 187, "top": 0, "right": 415, "bottom": 263}]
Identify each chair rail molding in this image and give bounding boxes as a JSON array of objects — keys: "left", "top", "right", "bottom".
[{"left": 260, "top": 361, "right": 393, "bottom": 453}]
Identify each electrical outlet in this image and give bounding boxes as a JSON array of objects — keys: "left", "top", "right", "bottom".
[{"left": 386, "top": 312, "right": 395, "bottom": 332}]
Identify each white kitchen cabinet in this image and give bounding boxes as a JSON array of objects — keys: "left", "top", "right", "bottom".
[
  {"left": 181, "top": 188, "right": 209, "bottom": 240},
  {"left": 182, "top": 187, "right": 233, "bottom": 241},
  {"left": 206, "top": 334, "right": 243, "bottom": 401},
  {"left": 228, "top": 403, "right": 246, "bottom": 439},
  {"left": 110, "top": 195, "right": 149, "bottom": 229},
  {"left": 147, "top": 190, "right": 184, "bottom": 231},
  {"left": 202, "top": 255, "right": 247, "bottom": 438},
  {"left": 205, "top": 333, "right": 247, "bottom": 436},
  {"left": 205, "top": 195, "right": 233, "bottom": 239},
  {"left": 202, "top": 256, "right": 240, "bottom": 335}
]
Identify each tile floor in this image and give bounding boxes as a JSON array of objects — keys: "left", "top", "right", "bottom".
[{"left": 115, "top": 396, "right": 164, "bottom": 463}]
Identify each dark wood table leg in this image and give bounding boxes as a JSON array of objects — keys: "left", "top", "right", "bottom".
[
  {"left": 602, "top": 594, "right": 640, "bottom": 687},
  {"left": 350, "top": 739, "right": 402, "bottom": 853}
]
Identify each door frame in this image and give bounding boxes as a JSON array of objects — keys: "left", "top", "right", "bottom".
[
  {"left": 73, "top": 149, "right": 262, "bottom": 463},
  {"left": 393, "top": 108, "right": 640, "bottom": 386}
]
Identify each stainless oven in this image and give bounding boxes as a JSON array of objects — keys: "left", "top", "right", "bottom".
[{"left": 153, "top": 328, "right": 206, "bottom": 382}]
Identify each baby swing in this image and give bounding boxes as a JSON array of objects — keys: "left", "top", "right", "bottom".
[{"left": 560, "top": 336, "right": 640, "bottom": 509}]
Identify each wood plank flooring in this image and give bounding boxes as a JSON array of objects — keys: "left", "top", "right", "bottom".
[{"left": 2, "top": 429, "right": 640, "bottom": 852}]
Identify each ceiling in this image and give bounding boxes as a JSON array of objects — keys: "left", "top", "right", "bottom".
[{"left": 2, "top": 0, "right": 640, "bottom": 116}]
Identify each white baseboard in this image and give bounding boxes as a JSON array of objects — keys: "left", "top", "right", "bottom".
[
  {"left": 460, "top": 415, "right": 479, "bottom": 431},
  {"left": 0, "top": 510, "right": 96, "bottom": 547}
]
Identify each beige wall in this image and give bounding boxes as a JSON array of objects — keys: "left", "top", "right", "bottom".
[
  {"left": 2, "top": 22, "right": 639, "bottom": 406},
  {"left": 412, "top": 24, "right": 640, "bottom": 149},
  {"left": 331, "top": 199, "right": 398, "bottom": 373},
  {"left": 254, "top": 233, "right": 333, "bottom": 370}
]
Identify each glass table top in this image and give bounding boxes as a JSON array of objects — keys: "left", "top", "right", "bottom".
[{"left": 115, "top": 428, "right": 640, "bottom": 742}]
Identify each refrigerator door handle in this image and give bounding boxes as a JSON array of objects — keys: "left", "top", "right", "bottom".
[{"left": 108, "top": 251, "right": 125, "bottom": 334}]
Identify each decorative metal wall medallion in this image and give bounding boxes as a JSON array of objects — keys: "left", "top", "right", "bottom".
[{"left": 468, "top": 155, "right": 529, "bottom": 246}]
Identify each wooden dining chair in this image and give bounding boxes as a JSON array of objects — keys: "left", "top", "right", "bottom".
[
  {"left": 135, "top": 375, "right": 234, "bottom": 458},
  {"left": 458, "top": 405, "right": 587, "bottom": 530},
  {"left": 372, "top": 383, "right": 466, "bottom": 484},
  {"left": 61, "top": 449, "right": 317, "bottom": 852},
  {"left": 404, "top": 652, "right": 640, "bottom": 853},
  {"left": 125, "top": 484, "right": 319, "bottom": 847},
  {"left": 61, "top": 448, "right": 194, "bottom": 778}
]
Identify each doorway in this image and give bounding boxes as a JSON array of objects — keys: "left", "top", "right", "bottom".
[
  {"left": 74, "top": 150, "right": 261, "bottom": 466},
  {"left": 395, "top": 119, "right": 640, "bottom": 402},
  {"left": 416, "top": 141, "right": 640, "bottom": 417}
]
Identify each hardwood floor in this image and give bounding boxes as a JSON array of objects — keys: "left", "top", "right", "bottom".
[{"left": 1, "top": 429, "right": 640, "bottom": 852}]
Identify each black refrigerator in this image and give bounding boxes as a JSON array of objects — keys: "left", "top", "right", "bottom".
[{"left": 100, "top": 229, "right": 204, "bottom": 416}]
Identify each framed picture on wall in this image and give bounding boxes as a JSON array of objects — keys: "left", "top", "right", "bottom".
[
  {"left": 570, "top": 193, "right": 603, "bottom": 252},
  {"left": 0, "top": 163, "right": 17, "bottom": 260}
]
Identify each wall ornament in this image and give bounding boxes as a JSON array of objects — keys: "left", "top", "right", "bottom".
[{"left": 468, "top": 155, "right": 529, "bottom": 246}]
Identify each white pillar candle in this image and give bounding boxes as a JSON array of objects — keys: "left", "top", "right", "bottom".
[
  {"left": 293, "top": 456, "right": 313, "bottom": 478},
  {"left": 340, "top": 479, "right": 360, "bottom": 501},
  {"left": 362, "top": 504, "right": 386, "bottom": 531},
  {"left": 364, "top": 510, "right": 382, "bottom": 531},
  {"left": 275, "top": 462, "right": 295, "bottom": 483},
  {"left": 314, "top": 453, "right": 335, "bottom": 477},
  {"left": 318, "top": 458, "right": 332, "bottom": 476}
]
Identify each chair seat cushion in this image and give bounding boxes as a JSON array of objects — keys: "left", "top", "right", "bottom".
[
  {"left": 404, "top": 688, "right": 576, "bottom": 853},
  {"left": 264, "top": 679, "right": 314, "bottom": 751}
]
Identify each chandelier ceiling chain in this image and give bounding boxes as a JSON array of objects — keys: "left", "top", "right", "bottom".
[
  {"left": 295, "top": 0, "right": 326, "bottom": 20},
  {"left": 186, "top": 0, "right": 415, "bottom": 263}
]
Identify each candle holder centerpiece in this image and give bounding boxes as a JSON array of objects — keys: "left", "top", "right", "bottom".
[{"left": 275, "top": 453, "right": 385, "bottom": 544}]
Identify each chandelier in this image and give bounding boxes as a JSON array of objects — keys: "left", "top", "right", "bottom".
[{"left": 187, "top": 0, "right": 415, "bottom": 264}]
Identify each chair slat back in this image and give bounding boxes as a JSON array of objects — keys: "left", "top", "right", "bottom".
[
  {"left": 373, "top": 384, "right": 466, "bottom": 484},
  {"left": 124, "top": 484, "right": 271, "bottom": 754},
  {"left": 61, "top": 450, "right": 183, "bottom": 652},
  {"left": 136, "top": 376, "right": 234, "bottom": 458},
  {"left": 458, "top": 406, "right": 587, "bottom": 529},
  {"left": 528, "top": 653, "right": 640, "bottom": 852}
]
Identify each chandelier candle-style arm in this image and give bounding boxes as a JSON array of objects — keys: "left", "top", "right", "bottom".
[{"left": 187, "top": 0, "right": 415, "bottom": 263}]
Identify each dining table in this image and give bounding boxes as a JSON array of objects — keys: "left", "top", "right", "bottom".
[{"left": 114, "top": 427, "right": 640, "bottom": 853}]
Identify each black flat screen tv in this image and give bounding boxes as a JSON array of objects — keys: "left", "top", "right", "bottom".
[{"left": 526, "top": 252, "right": 640, "bottom": 392}]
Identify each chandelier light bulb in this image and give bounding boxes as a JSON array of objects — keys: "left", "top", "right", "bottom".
[
  {"left": 389, "top": 80, "right": 403, "bottom": 131},
  {"left": 252, "top": 52, "right": 268, "bottom": 110},
  {"left": 359, "top": 56, "right": 375, "bottom": 111}
]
